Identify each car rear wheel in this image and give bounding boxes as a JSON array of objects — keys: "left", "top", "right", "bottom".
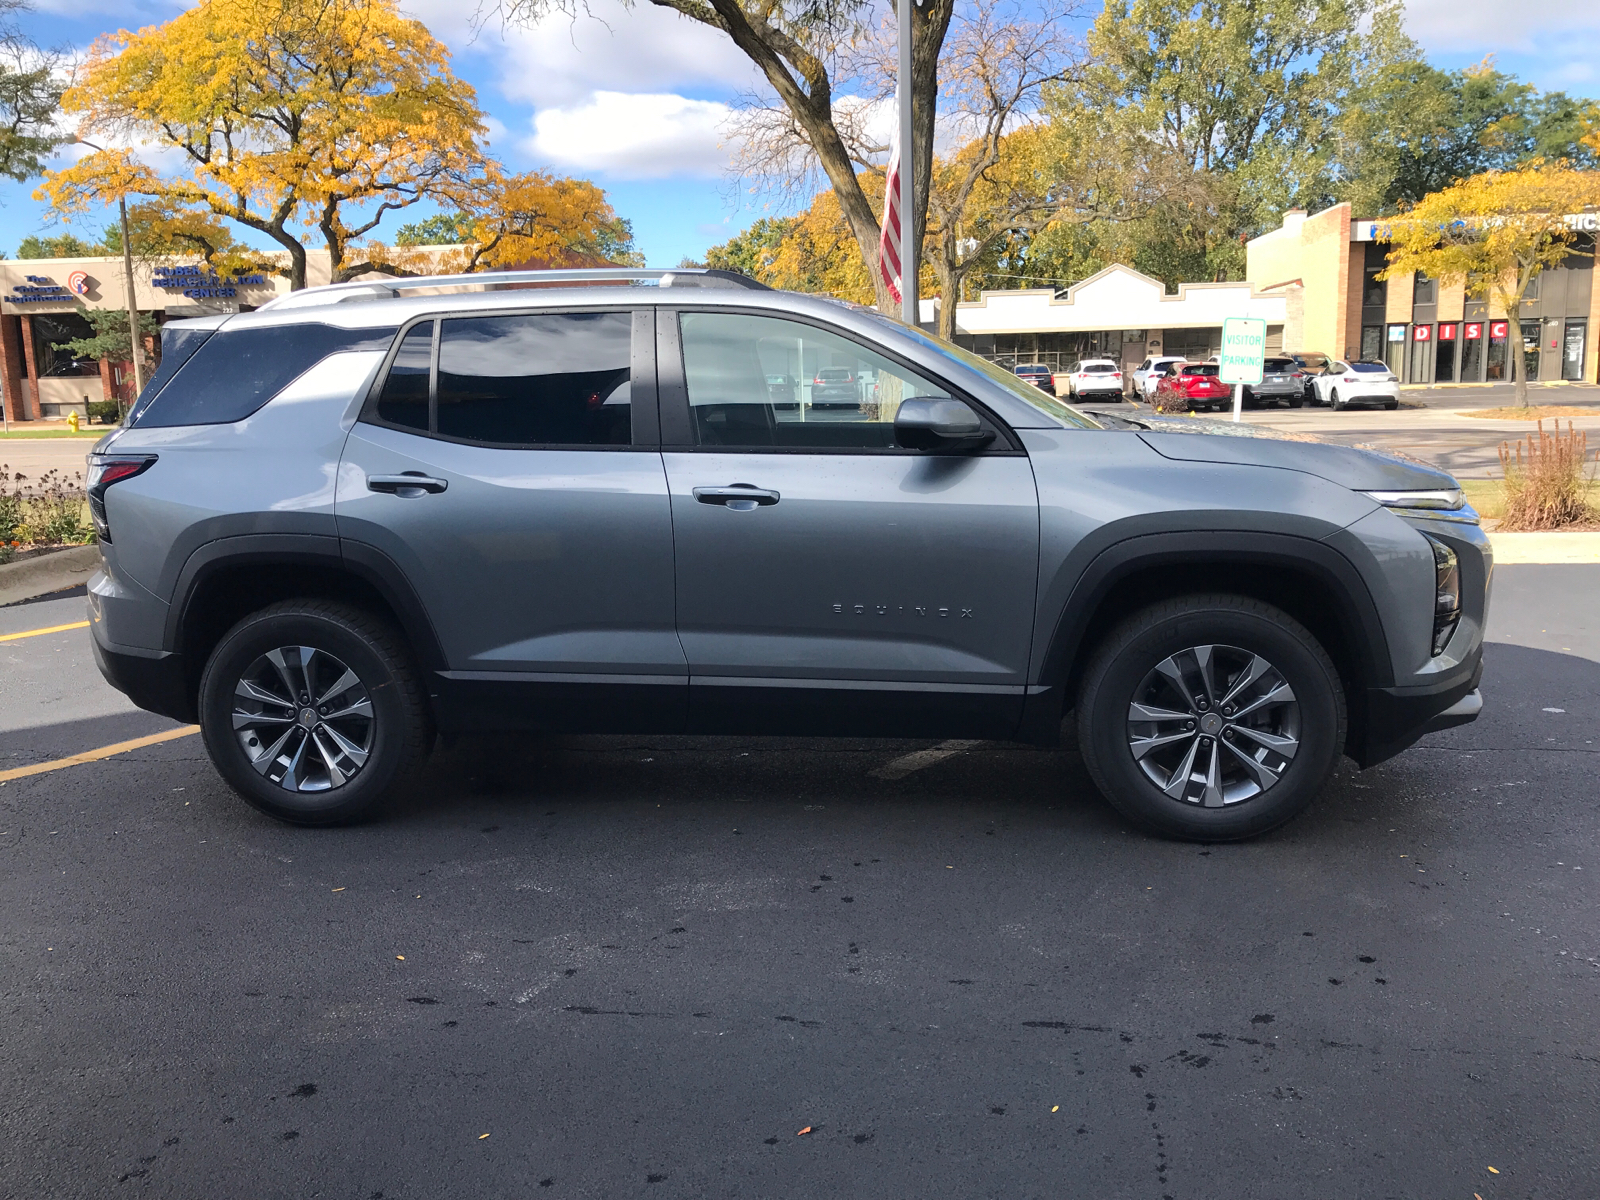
[
  {"left": 1076, "top": 594, "right": 1346, "bottom": 841},
  {"left": 199, "top": 599, "right": 433, "bottom": 826},
  {"left": 1330, "top": 388, "right": 1343, "bottom": 410},
  {"left": 1385, "top": 399, "right": 1399, "bottom": 410}
]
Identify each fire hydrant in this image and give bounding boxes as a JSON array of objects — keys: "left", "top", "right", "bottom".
[{"left": 67, "top": 410, "right": 80, "bottom": 433}]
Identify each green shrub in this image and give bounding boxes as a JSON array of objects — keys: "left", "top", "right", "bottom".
[
  {"left": 0, "top": 465, "right": 93, "bottom": 549},
  {"left": 1498, "top": 421, "right": 1596, "bottom": 530},
  {"left": 87, "top": 399, "right": 122, "bottom": 425}
]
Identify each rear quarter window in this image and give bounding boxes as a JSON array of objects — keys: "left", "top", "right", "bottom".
[{"left": 133, "top": 323, "right": 397, "bottom": 428}]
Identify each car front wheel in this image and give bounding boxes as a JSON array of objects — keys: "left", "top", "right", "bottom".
[
  {"left": 1076, "top": 594, "right": 1346, "bottom": 841},
  {"left": 198, "top": 600, "right": 434, "bottom": 825}
]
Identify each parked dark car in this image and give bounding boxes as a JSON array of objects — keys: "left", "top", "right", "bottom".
[
  {"left": 1243, "top": 357, "right": 1305, "bottom": 408},
  {"left": 810, "top": 367, "right": 860, "bottom": 408},
  {"left": 1154, "top": 362, "right": 1230, "bottom": 412},
  {"left": 1012, "top": 363, "right": 1055, "bottom": 393}
]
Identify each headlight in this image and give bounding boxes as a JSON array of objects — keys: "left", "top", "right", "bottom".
[
  {"left": 1424, "top": 533, "right": 1461, "bottom": 657},
  {"left": 1365, "top": 489, "right": 1465, "bottom": 510}
]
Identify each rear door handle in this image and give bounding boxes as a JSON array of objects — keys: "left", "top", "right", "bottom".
[
  {"left": 368, "top": 472, "right": 448, "bottom": 495},
  {"left": 693, "top": 485, "right": 780, "bottom": 510}
]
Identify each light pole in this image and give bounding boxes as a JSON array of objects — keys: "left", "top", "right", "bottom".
[
  {"left": 74, "top": 138, "right": 146, "bottom": 402},
  {"left": 898, "top": 0, "right": 917, "bottom": 327}
]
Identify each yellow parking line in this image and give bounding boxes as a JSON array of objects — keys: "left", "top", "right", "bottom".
[
  {"left": 0, "top": 725, "right": 201, "bottom": 783},
  {"left": 0, "top": 620, "right": 89, "bottom": 642}
]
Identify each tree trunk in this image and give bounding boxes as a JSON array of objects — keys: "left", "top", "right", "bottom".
[{"left": 933, "top": 252, "right": 962, "bottom": 341}]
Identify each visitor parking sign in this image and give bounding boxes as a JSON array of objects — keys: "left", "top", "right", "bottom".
[{"left": 1218, "top": 317, "right": 1266, "bottom": 386}]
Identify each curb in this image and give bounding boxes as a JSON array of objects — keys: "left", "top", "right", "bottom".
[
  {"left": 0, "top": 543, "right": 100, "bottom": 607},
  {"left": 1488, "top": 532, "right": 1600, "bottom": 565}
]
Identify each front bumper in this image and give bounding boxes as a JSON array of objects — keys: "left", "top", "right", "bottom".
[{"left": 1350, "top": 654, "right": 1482, "bottom": 768}]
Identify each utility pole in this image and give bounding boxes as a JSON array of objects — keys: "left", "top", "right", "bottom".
[
  {"left": 118, "top": 195, "right": 145, "bottom": 398},
  {"left": 898, "top": 0, "right": 917, "bottom": 328},
  {"left": 75, "top": 138, "right": 146, "bottom": 409}
]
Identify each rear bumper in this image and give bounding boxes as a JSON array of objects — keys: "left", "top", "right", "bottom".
[{"left": 90, "top": 623, "right": 196, "bottom": 724}]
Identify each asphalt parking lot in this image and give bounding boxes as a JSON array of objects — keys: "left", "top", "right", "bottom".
[{"left": 2, "top": 570, "right": 1598, "bottom": 1199}]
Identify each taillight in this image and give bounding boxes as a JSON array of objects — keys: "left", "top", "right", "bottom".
[{"left": 86, "top": 454, "right": 157, "bottom": 544}]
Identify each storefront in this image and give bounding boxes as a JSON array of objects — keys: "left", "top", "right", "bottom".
[
  {"left": 921, "top": 264, "right": 1288, "bottom": 378},
  {"left": 1248, "top": 204, "right": 1599, "bottom": 384}
]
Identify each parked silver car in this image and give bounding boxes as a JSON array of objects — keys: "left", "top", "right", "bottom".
[{"left": 87, "top": 268, "right": 1486, "bottom": 841}]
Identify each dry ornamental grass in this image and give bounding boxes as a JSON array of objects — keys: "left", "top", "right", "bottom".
[{"left": 1496, "top": 421, "right": 1597, "bottom": 530}]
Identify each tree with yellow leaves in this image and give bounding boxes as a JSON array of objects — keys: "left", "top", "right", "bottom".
[
  {"left": 41, "top": 0, "right": 488, "bottom": 290},
  {"left": 1379, "top": 162, "right": 1600, "bottom": 407}
]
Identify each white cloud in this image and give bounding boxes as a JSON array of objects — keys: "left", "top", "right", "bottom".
[
  {"left": 401, "top": 0, "right": 757, "bottom": 109},
  {"left": 1402, "top": 0, "right": 1600, "bottom": 53},
  {"left": 528, "top": 91, "right": 737, "bottom": 178}
]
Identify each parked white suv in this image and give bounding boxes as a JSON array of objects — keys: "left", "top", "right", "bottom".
[
  {"left": 1063, "top": 359, "right": 1125, "bottom": 399},
  {"left": 1133, "top": 355, "right": 1187, "bottom": 400},
  {"left": 1311, "top": 361, "right": 1400, "bottom": 410}
]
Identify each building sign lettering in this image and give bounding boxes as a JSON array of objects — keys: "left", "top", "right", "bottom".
[
  {"left": 6, "top": 274, "right": 73, "bottom": 305},
  {"left": 1490, "top": 321, "right": 1509, "bottom": 339},
  {"left": 153, "top": 264, "right": 270, "bottom": 300},
  {"left": 1439, "top": 323, "right": 1456, "bottom": 340},
  {"left": 1464, "top": 322, "right": 1482, "bottom": 339},
  {"left": 1412, "top": 325, "right": 1431, "bottom": 341}
]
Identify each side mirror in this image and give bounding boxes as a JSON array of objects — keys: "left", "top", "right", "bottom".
[{"left": 893, "top": 398, "right": 996, "bottom": 453}]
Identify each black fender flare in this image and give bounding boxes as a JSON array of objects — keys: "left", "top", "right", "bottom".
[
  {"left": 1036, "top": 529, "right": 1394, "bottom": 696},
  {"left": 164, "top": 533, "right": 448, "bottom": 674}
]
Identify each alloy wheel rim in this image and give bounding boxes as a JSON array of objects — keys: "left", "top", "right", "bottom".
[
  {"left": 232, "top": 646, "right": 374, "bottom": 793},
  {"left": 1125, "top": 643, "right": 1300, "bottom": 807}
]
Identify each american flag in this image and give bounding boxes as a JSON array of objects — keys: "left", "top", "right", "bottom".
[{"left": 877, "top": 128, "right": 903, "bottom": 306}]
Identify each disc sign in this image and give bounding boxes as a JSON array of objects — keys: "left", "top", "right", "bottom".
[{"left": 1218, "top": 317, "right": 1266, "bottom": 386}]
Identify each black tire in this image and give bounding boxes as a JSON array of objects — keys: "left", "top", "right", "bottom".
[
  {"left": 1076, "top": 594, "right": 1346, "bottom": 842},
  {"left": 1286, "top": 396, "right": 1302, "bottom": 408},
  {"left": 1385, "top": 399, "right": 1399, "bottom": 411},
  {"left": 198, "top": 599, "right": 433, "bottom": 826},
  {"left": 1330, "top": 388, "right": 1342, "bottom": 410}
]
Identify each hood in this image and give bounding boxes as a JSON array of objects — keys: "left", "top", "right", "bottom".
[{"left": 1102, "top": 412, "right": 1457, "bottom": 492}]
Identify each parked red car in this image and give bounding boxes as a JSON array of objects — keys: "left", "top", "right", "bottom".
[{"left": 1153, "top": 361, "right": 1230, "bottom": 412}]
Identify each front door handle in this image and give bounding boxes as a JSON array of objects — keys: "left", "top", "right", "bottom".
[
  {"left": 693, "top": 484, "right": 780, "bottom": 511},
  {"left": 368, "top": 472, "right": 448, "bottom": 495}
]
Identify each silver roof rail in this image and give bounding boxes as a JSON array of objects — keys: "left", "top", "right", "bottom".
[{"left": 256, "top": 267, "right": 770, "bottom": 311}]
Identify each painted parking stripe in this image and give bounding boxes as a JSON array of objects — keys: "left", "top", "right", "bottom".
[
  {"left": 0, "top": 725, "right": 200, "bottom": 783},
  {"left": 0, "top": 620, "right": 89, "bottom": 642},
  {"left": 870, "top": 739, "right": 983, "bottom": 781}
]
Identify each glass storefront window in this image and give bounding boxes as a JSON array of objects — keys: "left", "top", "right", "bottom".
[
  {"left": 1384, "top": 324, "right": 1406, "bottom": 376},
  {"left": 1435, "top": 324, "right": 1457, "bottom": 383},
  {"left": 1461, "top": 323, "right": 1484, "bottom": 381},
  {"left": 1360, "top": 325, "right": 1382, "bottom": 361},
  {"left": 1486, "top": 323, "right": 1508, "bottom": 380},
  {"left": 1521, "top": 319, "right": 1541, "bottom": 382},
  {"left": 1407, "top": 326, "right": 1433, "bottom": 383},
  {"left": 1564, "top": 320, "right": 1587, "bottom": 382}
]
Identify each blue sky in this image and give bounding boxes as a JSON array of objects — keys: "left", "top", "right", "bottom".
[{"left": 5, "top": 0, "right": 1599, "bottom": 266}]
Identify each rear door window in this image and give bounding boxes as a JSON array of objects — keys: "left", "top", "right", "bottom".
[
  {"left": 434, "top": 312, "right": 633, "bottom": 446},
  {"left": 133, "top": 323, "right": 396, "bottom": 428}
]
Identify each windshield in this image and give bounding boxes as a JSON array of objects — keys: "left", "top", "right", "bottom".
[{"left": 865, "top": 316, "right": 1102, "bottom": 428}]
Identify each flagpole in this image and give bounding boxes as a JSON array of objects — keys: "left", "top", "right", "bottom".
[{"left": 898, "top": 0, "right": 916, "bottom": 327}]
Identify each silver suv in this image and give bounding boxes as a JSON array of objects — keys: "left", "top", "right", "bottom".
[{"left": 86, "top": 268, "right": 1488, "bottom": 841}]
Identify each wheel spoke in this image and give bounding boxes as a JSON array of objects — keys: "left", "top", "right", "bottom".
[
  {"left": 1161, "top": 737, "right": 1201, "bottom": 799},
  {"left": 250, "top": 724, "right": 297, "bottom": 776},
  {"left": 317, "top": 667, "right": 361, "bottom": 706},
  {"left": 277, "top": 726, "right": 311, "bottom": 791},
  {"left": 320, "top": 697, "right": 373, "bottom": 723},
  {"left": 1218, "top": 654, "right": 1273, "bottom": 708},
  {"left": 1191, "top": 644, "right": 1218, "bottom": 703},
  {"left": 1221, "top": 736, "right": 1287, "bottom": 790},
  {"left": 318, "top": 720, "right": 370, "bottom": 768},
  {"left": 1130, "top": 729, "right": 1194, "bottom": 760},
  {"left": 264, "top": 648, "right": 301, "bottom": 704},
  {"left": 310, "top": 729, "right": 347, "bottom": 789},
  {"left": 1229, "top": 724, "right": 1299, "bottom": 759},
  {"left": 1230, "top": 680, "right": 1296, "bottom": 720},
  {"left": 235, "top": 677, "right": 294, "bottom": 709},
  {"left": 1200, "top": 739, "right": 1225, "bottom": 807},
  {"left": 233, "top": 708, "right": 294, "bottom": 730},
  {"left": 1129, "top": 701, "right": 1193, "bottom": 723}
]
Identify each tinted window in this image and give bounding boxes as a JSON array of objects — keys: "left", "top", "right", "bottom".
[
  {"left": 436, "top": 312, "right": 632, "bottom": 446},
  {"left": 1264, "top": 358, "right": 1295, "bottom": 371},
  {"left": 679, "top": 311, "right": 951, "bottom": 450},
  {"left": 1082, "top": 363, "right": 1117, "bottom": 373},
  {"left": 1185, "top": 364, "right": 1220, "bottom": 377},
  {"left": 1350, "top": 362, "right": 1391, "bottom": 374},
  {"left": 134, "top": 324, "right": 396, "bottom": 428},
  {"left": 126, "top": 323, "right": 215, "bottom": 425},
  {"left": 376, "top": 322, "right": 432, "bottom": 432}
]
